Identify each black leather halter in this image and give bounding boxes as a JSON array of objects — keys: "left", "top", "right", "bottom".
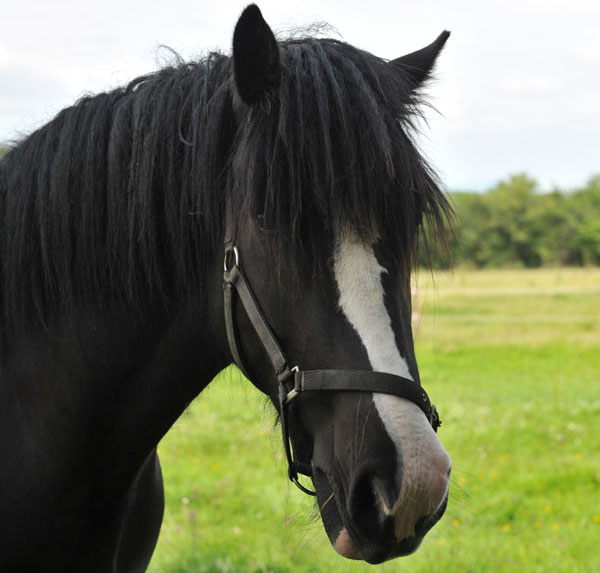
[{"left": 222, "top": 212, "right": 440, "bottom": 496}]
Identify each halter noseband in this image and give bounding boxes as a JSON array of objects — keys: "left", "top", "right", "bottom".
[{"left": 222, "top": 218, "right": 440, "bottom": 496}]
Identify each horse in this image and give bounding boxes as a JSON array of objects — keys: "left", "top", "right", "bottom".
[{"left": 0, "top": 4, "right": 452, "bottom": 570}]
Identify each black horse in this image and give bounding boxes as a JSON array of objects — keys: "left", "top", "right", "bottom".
[{"left": 0, "top": 5, "right": 452, "bottom": 570}]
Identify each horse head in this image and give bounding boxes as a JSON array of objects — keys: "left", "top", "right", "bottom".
[{"left": 222, "top": 5, "right": 452, "bottom": 563}]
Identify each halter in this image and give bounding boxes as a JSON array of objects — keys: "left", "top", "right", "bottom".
[{"left": 222, "top": 210, "right": 440, "bottom": 496}]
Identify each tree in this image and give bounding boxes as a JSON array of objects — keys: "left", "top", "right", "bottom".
[
  {"left": 571, "top": 176, "right": 600, "bottom": 265},
  {"left": 432, "top": 173, "right": 600, "bottom": 269}
]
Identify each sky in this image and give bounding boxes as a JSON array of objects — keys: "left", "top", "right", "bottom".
[{"left": 1, "top": 0, "right": 599, "bottom": 191}]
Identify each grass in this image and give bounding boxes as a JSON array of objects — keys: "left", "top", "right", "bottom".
[
  {"left": 413, "top": 268, "right": 600, "bottom": 349},
  {"left": 149, "top": 268, "right": 600, "bottom": 572}
]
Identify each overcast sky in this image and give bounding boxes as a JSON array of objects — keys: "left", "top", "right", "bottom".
[{"left": 1, "top": 0, "right": 599, "bottom": 190}]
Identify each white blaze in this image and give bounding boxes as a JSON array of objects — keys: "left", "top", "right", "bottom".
[
  {"left": 333, "top": 233, "right": 413, "bottom": 381},
  {"left": 333, "top": 231, "right": 449, "bottom": 522}
]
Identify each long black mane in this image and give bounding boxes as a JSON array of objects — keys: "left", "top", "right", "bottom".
[{"left": 0, "top": 37, "right": 450, "bottom": 335}]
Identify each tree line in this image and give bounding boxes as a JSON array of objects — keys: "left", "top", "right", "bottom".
[
  {"left": 1, "top": 145, "right": 598, "bottom": 268},
  {"left": 429, "top": 174, "right": 600, "bottom": 268}
]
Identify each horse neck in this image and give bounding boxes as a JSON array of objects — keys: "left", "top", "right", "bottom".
[
  {"left": 0, "top": 252, "right": 231, "bottom": 482},
  {"left": 91, "top": 261, "right": 231, "bottom": 471}
]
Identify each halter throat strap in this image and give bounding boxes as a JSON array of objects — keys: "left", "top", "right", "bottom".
[{"left": 222, "top": 237, "right": 441, "bottom": 496}]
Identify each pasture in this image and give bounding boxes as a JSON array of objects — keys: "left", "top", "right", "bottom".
[{"left": 149, "top": 268, "right": 600, "bottom": 572}]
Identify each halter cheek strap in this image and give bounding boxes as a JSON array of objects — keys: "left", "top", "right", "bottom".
[{"left": 223, "top": 243, "right": 441, "bottom": 496}]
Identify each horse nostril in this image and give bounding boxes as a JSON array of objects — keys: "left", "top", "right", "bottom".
[
  {"left": 372, "top": 474, "right": 402, "bottom": 515},
  {"left": 347, "top": 472, "right": 386, "bottom": 538}
]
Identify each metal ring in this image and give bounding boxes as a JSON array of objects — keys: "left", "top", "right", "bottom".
[
  {"left": 291, "top": 475, "right": 317, "bottom": 496},
  {"left": 224, "top": 246, "right": 239, "bottom": 272}
]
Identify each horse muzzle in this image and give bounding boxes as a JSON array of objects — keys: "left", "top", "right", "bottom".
[
  {"left": 311, "top": 400, "right": 451, "bottom": 564},
  {"left": 315, "top": 464, "right": 450, "bottom": 563}
]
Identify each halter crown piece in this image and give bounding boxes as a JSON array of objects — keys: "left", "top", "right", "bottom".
[{"left": 222, "top": 201, "right": 440, "bottom": 495}]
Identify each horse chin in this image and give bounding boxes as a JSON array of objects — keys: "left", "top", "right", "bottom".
[
  {"left": 332, "top": 516, "right": 426, "bottom": 564},
  {"left": 316, "top": 482, "right": 418, "bottom": 564},
  {"left": 313, "top": 469, "right": 361, "bottom": 559},
  {"left": 313, "top": 470, "right": 370, "bottom": 562},
  {"left": 313, "top": 469, "right": 444, "bottom": 564}
]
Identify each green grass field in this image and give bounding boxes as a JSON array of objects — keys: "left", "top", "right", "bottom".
[{"left": 148, "top": 268, "right": 600, "bottom": 572}]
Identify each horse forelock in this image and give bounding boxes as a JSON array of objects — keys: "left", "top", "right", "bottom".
[{"left": 234, "top": 37, "right": 452, "bottom": 270}]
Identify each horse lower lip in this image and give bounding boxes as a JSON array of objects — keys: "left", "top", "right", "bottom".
[
  {"left": 313, "top": 470, "right": 345, "bottom": 541},
  {"left": 334, "top": 528, "right": 361, "bottom": 559}
]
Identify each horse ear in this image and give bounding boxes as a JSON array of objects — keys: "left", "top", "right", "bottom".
[
  {"left": 391, "top": 31, "right": 450, "bottom": 88},
  {"left": 232, "top": 4, "right": 280, "bottom": 105}
]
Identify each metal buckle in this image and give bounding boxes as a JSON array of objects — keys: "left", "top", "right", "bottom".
[
  {"left": 223, "top": 246, "right": 239, "bottom": 272},
  {"left": 285, "top": 366, "right": 300, "bottom": 403}
]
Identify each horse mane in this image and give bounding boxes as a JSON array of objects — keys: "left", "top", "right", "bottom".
[
  {"left": 0, "top": 52, "right": 234, "bottom": 332},
  {"left": 0, "top": 36, "right": 450, "bottom": 335}
]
